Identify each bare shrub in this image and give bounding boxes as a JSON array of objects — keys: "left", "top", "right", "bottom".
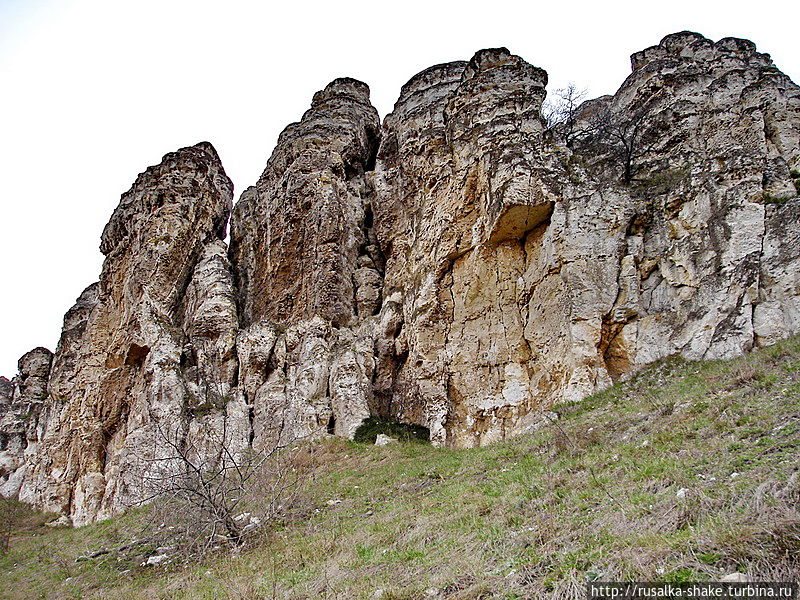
[
  {"left": 543, "top": 83, "right": 587, "bottom": 145},
  {"left": 570, "top": 96, "right": 667, "bottom": 185},
  {"left": 133, "top": 414, "right": 305, "bottom": 560}
]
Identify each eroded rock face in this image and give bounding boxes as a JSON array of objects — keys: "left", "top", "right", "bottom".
[
  {"left": 566, "top": 31, "right": 800, "bottom": 367},
  {"left": 230, "top": 78, "right": 381, "bottom": 327},
  {"left": 230, "top": 77, "right": 381, "bottom": 446},
  {"left": 371, "top": 48, "right": 556, "bottom": 446},
  {"left": 2, "top": 31, "right": 799, "bottom": 522},
  {"left": 16, "top": 143, "right": 235, "bottom": 525},
  {"left": 0, "top": 348, "right": 52, "bottom": 497},
  {"left": 369, "top": 34, "right": 800, "bottom": 447}
]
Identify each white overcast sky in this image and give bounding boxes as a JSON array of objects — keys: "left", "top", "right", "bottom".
[{"left": 0, "top": 0, "right": 798, "bottom": 376}]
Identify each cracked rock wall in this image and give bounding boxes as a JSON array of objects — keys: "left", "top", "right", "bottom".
[
  {"left": 2, "top": 31, "right": 799, "bottom": 522},
  {"left": 15, "top": 143, "right": 237, "bottom": 525},
  {"left": 230, "top": 78, "right": 382, "bottom": 446},
  {"left": 371, "top": 34, "right": 800, "bottom": 447}
]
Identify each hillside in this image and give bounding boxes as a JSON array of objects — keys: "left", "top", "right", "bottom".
[{"left": 2, "top": 335, "right": 798, "bottom": 599}]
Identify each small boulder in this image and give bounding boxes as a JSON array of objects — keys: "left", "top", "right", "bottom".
[
  {"left": 375, "top": 434, "right": 398, "bottom": 446},
  {"left": 45, "top": 515, "right": 72, "bottom": 528},
  {"left": 721, "top": 572, "right": 748, "bottom": 582},
  {"left": 144, "top": 554, "right": 169, "bottom": 566}
]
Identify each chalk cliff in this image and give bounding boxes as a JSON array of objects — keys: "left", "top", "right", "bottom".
[{"left": 2, "top": 32, "right": 798, "bottom": 524}]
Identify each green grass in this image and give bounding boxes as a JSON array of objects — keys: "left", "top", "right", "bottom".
[
  {"left": 763, "top": 192, "right": 795, "bottom": 205},
  {"left": 3, "top": 336, "right": 800, "bottom": 599}
]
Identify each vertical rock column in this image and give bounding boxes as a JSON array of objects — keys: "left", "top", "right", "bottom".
[
  {"left": 230, "top": 78, "right": 381, "bottom": 446},
  {"left": 0, "top": 348, "right": 53, "bottom": 497},
  {"left": 19, "top": 143, "right": 234, "bottom": 525},
  {"left": 373, "top": 49, "right": 555, "bottom": 447}
]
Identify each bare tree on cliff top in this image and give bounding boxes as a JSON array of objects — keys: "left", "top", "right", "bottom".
[
  {"left": 543, "top": 83, "right": 587, "bottom": 146},
  {"left": 572, "top": 98, "right": 665, "bottom": 185}
]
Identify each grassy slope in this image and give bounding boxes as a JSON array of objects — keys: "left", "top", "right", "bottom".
[{"left": 2, "top": 336, "right": 799, "bottom": 599}]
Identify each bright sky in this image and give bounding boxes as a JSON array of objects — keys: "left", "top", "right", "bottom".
[{"left": 0, "top": 0, "right": 797, "bottom": 377}]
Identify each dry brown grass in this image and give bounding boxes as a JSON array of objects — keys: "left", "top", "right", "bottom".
[{"left": 4, "top": 336, "right": 800, "bottom": 599}]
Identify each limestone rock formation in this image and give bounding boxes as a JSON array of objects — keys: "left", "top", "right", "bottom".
[
  {"left": 372, "top": 35, "right": 800, "bottom": 446},
  {"left": 1, "top": 31, "right": 799, "bottom": 524},
  {"left": 230, "top": 77, "right": 381, "bottom": 444},
  {"left": 17, "top": 143, "right": 236, "bottom": 525},
  {"left": 372, "top": 48, "right": 554, "bottom": 446},
  {"left": 0, "top": 348, "right": 52, "bottom": 497}
]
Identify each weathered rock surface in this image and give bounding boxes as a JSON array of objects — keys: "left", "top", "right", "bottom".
[
  {"left": 230, "top": 78, "right": 381, "bottom": 327},
  {"left": 372, "top": 48, "right": 555, "bottom": 446},
  {"left": 0, "top": 348, "right": 52, "bottom": 497},
  {"left": 16, "top": 143, "right": 236, "bottom": 525},
  {"left": 2, "top": 31, "right": 799, "bottom": 522},
  {"left": 230, "top": 77, "right": 381, "bottom": 445},
  {"left": 371, "top": 34, "right": 800, "bottom": 446}
]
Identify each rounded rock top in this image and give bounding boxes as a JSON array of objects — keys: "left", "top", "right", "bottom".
[{"left": 312, "top": 77, "right": 372, "bottom": 107}]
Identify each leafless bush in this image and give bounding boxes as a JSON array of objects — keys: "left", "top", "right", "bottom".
[
  {"left": 568, "top": 93, "right": 669, "bottom": 185},
  {"left": 579, "top": 105, "right": 654, "bottom": 184},
  {"left": 133, "top": 414, "right": 305, "bottom": 560},
  {"left": 543, "top": 83, "right": 587, "bottom": 146}
]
